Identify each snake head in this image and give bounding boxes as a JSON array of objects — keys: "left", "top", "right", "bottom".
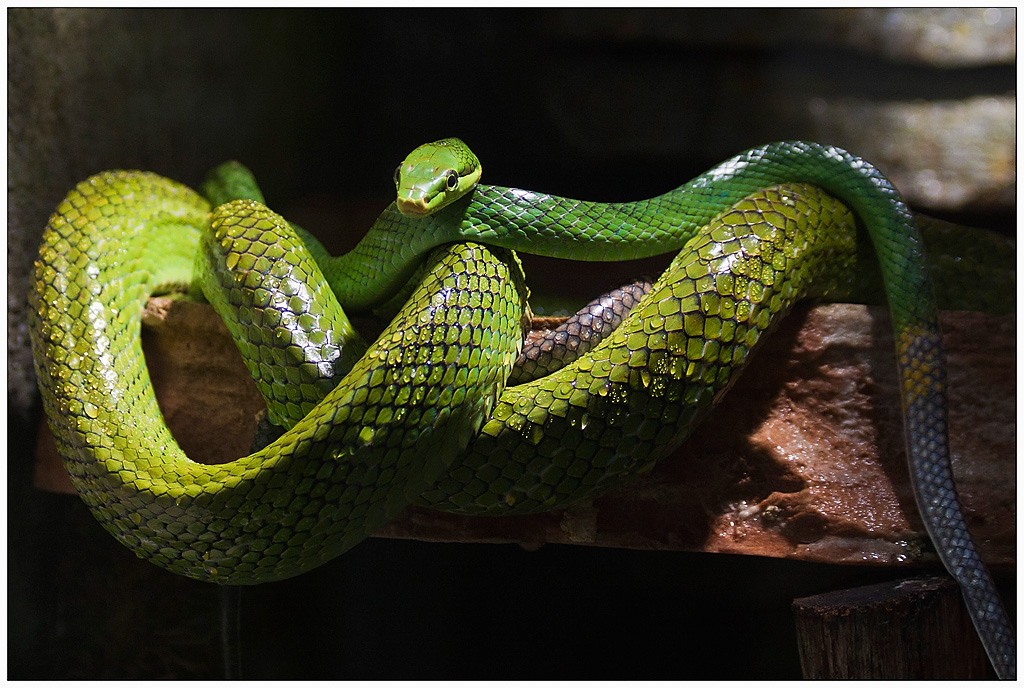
[{"left": 394, "top": 137, "right": 482, "bottom": 217}]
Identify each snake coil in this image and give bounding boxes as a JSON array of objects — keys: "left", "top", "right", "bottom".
[{"left": 29, "top": 140, "right": 1013, "bottom": 677}]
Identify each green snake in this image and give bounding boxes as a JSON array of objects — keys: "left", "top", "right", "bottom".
[{"left": 29, "top": 140, "right": 1014, "bottom": 677}]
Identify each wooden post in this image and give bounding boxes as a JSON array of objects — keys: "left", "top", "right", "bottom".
[{"left": 792, "top": 576, "right": 993, "bottom": 679}]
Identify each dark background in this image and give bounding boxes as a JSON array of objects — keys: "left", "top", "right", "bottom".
[{"left": 8, "top": 8, "right": 1015, "bottom": 678}]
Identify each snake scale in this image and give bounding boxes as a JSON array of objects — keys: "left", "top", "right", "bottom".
[{"left": 29, "top": 140, "right": 1013, "bottom": 677}]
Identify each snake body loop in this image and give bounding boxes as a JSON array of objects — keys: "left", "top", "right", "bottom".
[
  {"left": 31, "top": 172, "right": 529, "bottom": 581},
  {"left": 29, "top": 141, "right": 1013, "bottom": 677}
]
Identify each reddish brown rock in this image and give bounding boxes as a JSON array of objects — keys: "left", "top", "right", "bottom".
[{"left": 34, "top": 299, "right": 1015, "bottom": 570}]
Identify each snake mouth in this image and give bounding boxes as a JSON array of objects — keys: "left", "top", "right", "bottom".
[{"left": 396, "top": 198, "right": 431, "bottom": 217}]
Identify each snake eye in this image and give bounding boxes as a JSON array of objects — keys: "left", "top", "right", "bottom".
[
  {"left": 393, "top": 165, "right": 402, "bottom": 187},
  {"left": 445, "top": 172, "right": 459, "bottom": 191}
]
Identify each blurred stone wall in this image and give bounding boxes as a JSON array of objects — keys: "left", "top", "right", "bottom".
[{"left": 541, "top": 8, "right": 1015, "bottom": 210}]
